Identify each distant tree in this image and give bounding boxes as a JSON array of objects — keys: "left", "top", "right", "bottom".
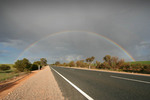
[
  {"left": 122, "top": 63, "right": 130, "bottom": 71},
  {"left": 111, "top": 56, "right": 119, "bottom": 69},
  {"left": 0, "top": 64, "right": 11, "bottom": 71},
  {"left": 117, "top": 59, "right": 125, "bottom": 69},
  {"left": 14, "top": 60, "right": 23, "bottom": 72},
  {"left": 86, "top": 56, "right": 95, "bottom": 69},
  {"left": 55, "top": 61, "right": 60, "bottom": 66},
  {"left": 69, "top": 61, "right": 75, "bottom": 67},
  {"left": 86, "top": 56, "right": 95, "bottom": 63},
  {"left": 40, "top": 58, "right": 47, "bottom": 66},
  {"left": 111, "top": 56, "right": 119, "bottom": 64},
  {"left": 143, "top": 64, "right": 150, "bottom": 74},
  {"left": 22, "top": 58, "right": 31, "bottom": 70},
  {"left": 14, "top": 58, "right": 31, "bottom": 72},
  {"left": 95, "top": 61, "right": 101, "bottom": 69},
  {"left": 101, "top": 62, "right": 110, "bottom": 69},
  {"left": 103, "top": 55, "right": 111, "bottom": 62},
  {"left": 33, "top": 61, "right": 41, "bottom": 66},
  {"left": 76, "top": 60, "right": 81, "bottom": 67},
  {"left": 33, "top": 61, "right": 42, "bottom": 70},
  {"left": 103, "top": 55, "right": 112, "bottom": 66},
  {"left": 62, "top": 62, "right": 67, "bottom": 66},
  {"left": 31, "top": 64, "right": 38, "bottom": 70},
  {"left": 76, "top": 60, "right": 86, "bottom": 67}
]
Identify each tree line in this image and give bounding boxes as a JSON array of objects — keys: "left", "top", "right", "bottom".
[
  {"left": 0, "top": 58, "right": 48, "bottom": 72},
  {"left": 13, "top": 58, "right": 47, "bottom": 72},
  {"left": 53, "top": 55, "right": 150, "bottom": 74}
]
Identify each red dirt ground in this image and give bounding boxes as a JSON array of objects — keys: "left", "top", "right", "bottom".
[{"left": 0, "top": 70, "right": 39, "bottom": 99}]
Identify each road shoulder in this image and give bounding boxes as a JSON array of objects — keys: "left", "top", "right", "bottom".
[
  {"left": 0, "top": 70, "right": 39, "bottom": 99},
  {"left": 3, "top": 66, "right": 64, "bottom": 100}
]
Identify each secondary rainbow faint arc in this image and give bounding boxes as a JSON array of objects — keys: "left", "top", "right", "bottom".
[{"left": 16, "top": 30, "right": 135, "bottom": 61}]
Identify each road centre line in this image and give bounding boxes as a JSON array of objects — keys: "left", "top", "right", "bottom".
[
  {"left": 51, "top": 67, "right": 94, "bottom": 100},
  {"left": 110, "top": 75, "right": 150, "bottom": 84}
]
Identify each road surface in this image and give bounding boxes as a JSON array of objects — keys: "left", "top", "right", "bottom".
[{"left": 51, "top": 66, "right": 150, "bottom": 100}]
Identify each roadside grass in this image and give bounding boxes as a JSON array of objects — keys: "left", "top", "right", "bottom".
[
  {"left": 128, "top": 61, "right": 150, "bottom": 65},
  {"left": 0, "top": 64, "right": 19, "bottom": 82},
  {"left": 0, "top": 71, "right": 19, "bottom": 82}
]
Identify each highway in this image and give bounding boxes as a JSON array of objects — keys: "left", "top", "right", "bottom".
[{"left": 50, "top": 66, "right": 150, "bottom": 100}]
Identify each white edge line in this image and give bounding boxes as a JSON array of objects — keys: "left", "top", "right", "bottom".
[
  {"left": 110, "top": 75, "right": 150, "bottom": 84},
  {"left": 51, "top": 67, "right": 94, "bottom": 100}
]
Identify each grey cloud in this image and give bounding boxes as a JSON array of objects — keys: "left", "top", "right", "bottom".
[
  {"left": 18, "top": 32, "right": 133, "bottom": 63},
  {"left": 0, "top": 0, "right": 150, "bottom": 63}
]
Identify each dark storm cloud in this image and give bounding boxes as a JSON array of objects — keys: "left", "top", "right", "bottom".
[{"left": 0, "top": 0, "right": 150, "bottom": 63}]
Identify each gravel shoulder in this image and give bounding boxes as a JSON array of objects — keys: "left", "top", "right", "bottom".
[
  {"left": 2, "top": 66, "right": 64, "bottom": 100},
  {"left": 0, "top": 71, "right": 38, "bottom": 99}
]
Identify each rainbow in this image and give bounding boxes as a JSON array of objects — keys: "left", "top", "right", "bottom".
[{"left": 15, "top": 30, "right": 135, "bottom": 61}]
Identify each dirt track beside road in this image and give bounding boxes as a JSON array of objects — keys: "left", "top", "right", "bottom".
[{"left": 2, "top": 66, "right": 64, "bottom": 100}]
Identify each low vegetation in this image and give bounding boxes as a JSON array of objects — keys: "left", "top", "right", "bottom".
[
  {"left": 129, "top": 61, "right": 150, "bottom": 65},
  {"left": 53, "top": 55, "right": 150, "bottom": 74},
  {"left": 0, "top": 64, "right": 11, "bottom": 71},
  {"left": 0, "top": 58, "right": 47, "bottom": 82},
  {"left": 0, "top": 64, "right": 18, "bottom": 81},
  {"left": 13, "top": 58, "right": 47, "bottom": 72}
]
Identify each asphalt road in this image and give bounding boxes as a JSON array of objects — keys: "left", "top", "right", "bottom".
[{"left": 50, "top": 66, "right": 150, "bottom": 100}]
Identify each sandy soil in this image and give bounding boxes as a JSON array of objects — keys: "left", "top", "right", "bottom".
[
  {"left": 0, "top": 71, "right": 39, "bottom": 99},
  {"left": 1, "top": 66, "right": 64, "bottom": 100}
]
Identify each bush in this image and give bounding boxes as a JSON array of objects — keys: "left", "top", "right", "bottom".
[
  {"left": 101, "top": 62, "right": 111, "bottom": 69},
  {"left": 14, "top": 58, "right": 31, "bottom": 72},
  {"left": 69, "top": 61, "right": 75, "bottom": 67},
  {"left": 95, "top": 61, "right": 101, "bottom": 69},
  {"left": 33, "top": 61, "right": 42, "bottom": 70},
  {"left": 30, "top": 64, "right": 38, "bottom": 71},
  {"left": 55, "top": 61, "right": 60, "bottom": 66},
  {"left": 143, "top": 64, "right": 150, "bottom": 74},
  {"left": 76, "top": 60, "right": 87, "bottom": 67},
  {"left": 0, "top": 64, "right": 11, "bottom": 71},
  {"left": 122, "top": 63, "right": 130, "bottom": 71},
  {"left": 40, "top": 58, "right": 47, "bottom": 66}
]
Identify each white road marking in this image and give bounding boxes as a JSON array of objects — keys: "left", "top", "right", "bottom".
[
  {"left": 111, "top": 75, "right": 150, "bottom": 84},
  {"left": 51, "top": 67, "right": 94, "bottom": 100}
]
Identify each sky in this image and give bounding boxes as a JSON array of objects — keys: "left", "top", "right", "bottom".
[{"left": 0, "top": 0, "right": 150, "bottom": 64}]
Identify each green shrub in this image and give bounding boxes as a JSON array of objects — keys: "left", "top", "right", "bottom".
[
  {"left": 0, "top": 64, "right": 11, "bottom": 71},
  {"left": 76, "top": 60, "right": 87, "bottom": 68},
  {"left": 68, "top": 61, "right": 75, "bottom": 67},
  {"left": 101, "top": 62, "right": 111, "bottom": 69},
  {"left": 30, "top": 64, "right": 38, "bottom": 71},
  {"left": 122, "top": 63, "right": 130, "bottom": 71},
  {"left": 95, "top": 61, "right": 101, "bottom": 69},
  {"left": 143, "top": 64, "right": 150, "bottom": 74},
  {"left": 55, "top": 61, "right": 60, "bottom": 66},
  {"left": 14, "top": 58, "right": 31, "bottom": 72}
]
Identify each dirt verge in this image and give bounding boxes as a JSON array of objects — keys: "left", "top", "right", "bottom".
[{"left": 0, "top": 70, "right": 39, "bottom": 99}]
